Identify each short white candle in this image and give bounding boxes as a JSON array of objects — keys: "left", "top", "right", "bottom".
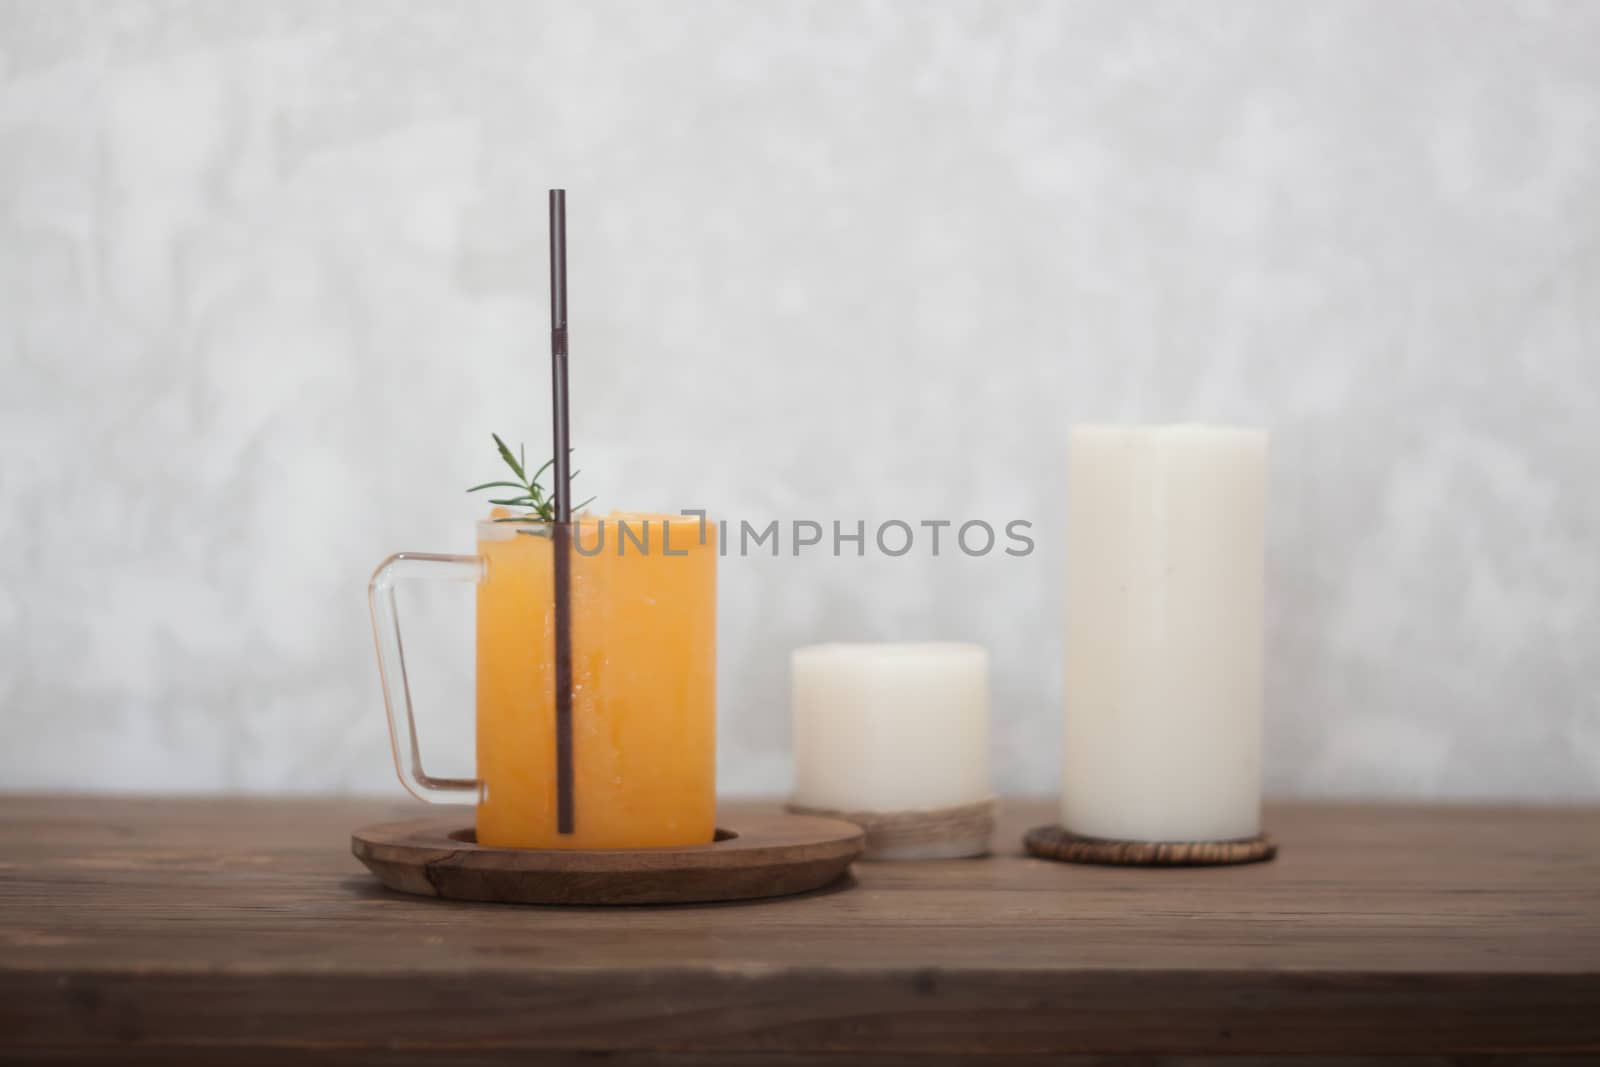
[
  {"left": 791, "top": 643, "right": 990, "bottom": 814},
  {"left": 1063, "top": 425, "right": 1266, "bottom": 843}
]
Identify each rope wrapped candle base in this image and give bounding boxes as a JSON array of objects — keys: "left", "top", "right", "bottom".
[
  {"left": 1024, "top": 824, "right": 1277, "bottom": 867},
  {"left": 787, "top": 798, "right": 995, "bottom": 861}
]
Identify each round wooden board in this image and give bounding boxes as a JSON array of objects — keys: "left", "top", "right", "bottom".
[
  {"left": 352, "top": 812, "right": 866, "bottom": 905},
  {"left": 1024, "top": 824, "right": 1278, "bottom": 867}
]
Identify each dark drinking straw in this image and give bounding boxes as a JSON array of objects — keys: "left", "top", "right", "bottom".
[{"left": 549, "top": 189, "right": 574, "bottom": 835}]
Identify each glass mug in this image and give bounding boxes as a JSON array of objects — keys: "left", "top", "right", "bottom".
[{"left": 369, "top": 515, "right": 716, "bottom": 849}]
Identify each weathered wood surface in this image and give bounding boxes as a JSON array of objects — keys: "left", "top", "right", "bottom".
[{"left": 1, "top": 796, "right": 1597, "bottom": 1063}]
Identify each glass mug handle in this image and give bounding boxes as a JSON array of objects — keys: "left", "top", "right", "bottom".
[{"left": 368, "top": 552, "right": 486, "bottom": 803}]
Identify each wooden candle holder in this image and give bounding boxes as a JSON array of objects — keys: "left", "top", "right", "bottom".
[
  {"left": 787, "top": 798, "right": 995, "bottom": 861},
  {"left": 1024, "top": 824, "right": 1277, "bottom": 867}
]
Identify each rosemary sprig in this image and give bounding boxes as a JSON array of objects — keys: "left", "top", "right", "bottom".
[{"left": 468, "top": 432, "right": 594, "bottom": 524}]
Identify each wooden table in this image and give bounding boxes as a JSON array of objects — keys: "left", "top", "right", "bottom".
[{"left": 1, "top": 797, "right": 1597, "bottom": 1064}]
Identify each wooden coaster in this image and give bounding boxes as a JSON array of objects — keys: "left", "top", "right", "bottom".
[
  {"left": 352, "top": 811, "right": 865, "bottom": 905},
  {"left": 1024, "top": 824, "right": 1277, "bottom": 867}
]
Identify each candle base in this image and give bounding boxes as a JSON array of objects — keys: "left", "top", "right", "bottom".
[
  {"left": 787, "top": 798, "right": 995, "bottom": 861},
  {"left": 1024, "top": 824, "right": 1277, "bottom": 867}
]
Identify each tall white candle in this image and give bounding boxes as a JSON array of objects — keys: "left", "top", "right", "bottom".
[
  {"left": 791, "top": 643, "right": 992, "bottom": 858},
  {"left": 1063, "top": 425, "right": 1266, "bottom": 843}
]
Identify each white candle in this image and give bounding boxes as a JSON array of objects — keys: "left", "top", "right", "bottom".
[
  {"left": 1063, "top": 425, "right": 1266, "bottom": 842},
  {"left": 791, "top": 643, "right": 991, "bottom": 858}
]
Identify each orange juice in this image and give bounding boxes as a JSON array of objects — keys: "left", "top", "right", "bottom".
[{"left": 474, "top": 514, "right": 716, "bottom": 848}]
